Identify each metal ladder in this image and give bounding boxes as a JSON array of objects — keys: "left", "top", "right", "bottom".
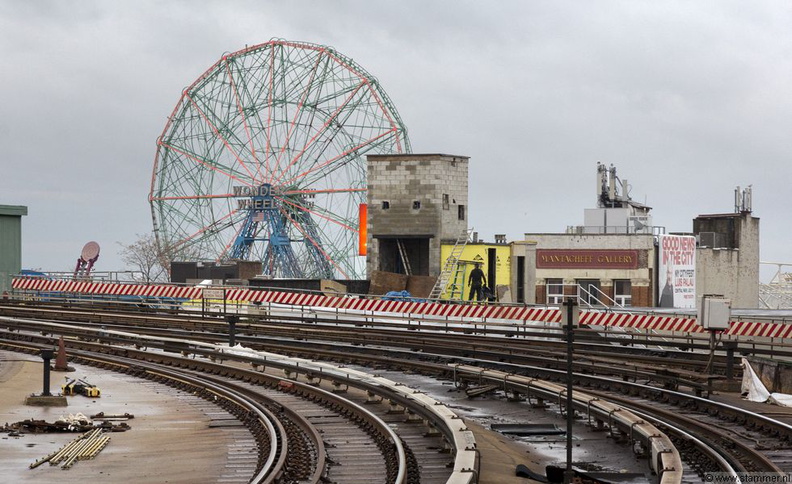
[
  {"left": 396, "top": 238, "right": 412, "bottom": 276},
  {"left": 445, "top": 261, "right": 468, "bottom": 300},
  {"left": 428, "top": 228, "right": 472, "bottom": 300}
]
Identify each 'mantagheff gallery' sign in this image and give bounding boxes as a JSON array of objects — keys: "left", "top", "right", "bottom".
[{"left": 536, "top": 250, "right": 639, "bottom": 269}]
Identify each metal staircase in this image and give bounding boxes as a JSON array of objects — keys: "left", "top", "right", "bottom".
[{"left": 428, "top": 228, "right": 472, "bottom": 300}]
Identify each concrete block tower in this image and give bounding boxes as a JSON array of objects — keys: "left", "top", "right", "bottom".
[{"left": 366, "top": 154, "right": 469, "bottom": 278}]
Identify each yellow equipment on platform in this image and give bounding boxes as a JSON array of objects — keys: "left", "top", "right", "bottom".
[{"left": 62, "top": 378, "right": 101, "bottom": 398}]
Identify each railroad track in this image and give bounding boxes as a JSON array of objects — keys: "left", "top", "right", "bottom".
[
  {"left": 447, "top": 364, "right": 792, "bottom": 482},
  {"left": 0, "top": 302, "right": 739, "bottom": 378},
  {"left": 0, "top": 323, "right": 477, "bottom": 483},
  {"left": 4, "top": 303, "right": 792, "bottom": 482}
]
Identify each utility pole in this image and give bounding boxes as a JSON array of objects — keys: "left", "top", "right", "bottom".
[{"left": 562, "top": 297, "right": 578, "bottom": 484}]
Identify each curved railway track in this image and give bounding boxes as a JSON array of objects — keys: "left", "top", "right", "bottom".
[
  {"left": 0, "top": 323, "right": 478, "bottom": 483},
  {"left": 3, "top": 301, "right": 792, "bottom": 482}
]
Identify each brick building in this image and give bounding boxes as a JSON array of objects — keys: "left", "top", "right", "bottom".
[{"left": 525, "top": 233, "right": 655, "bottom": 307}]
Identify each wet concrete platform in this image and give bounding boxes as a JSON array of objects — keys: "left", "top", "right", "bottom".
[
  {"left": 6, "top": 347, "right": 756, "bottom": 483},
  {"left": 0, "top": 350, "right": 236, "bottom": 483}
]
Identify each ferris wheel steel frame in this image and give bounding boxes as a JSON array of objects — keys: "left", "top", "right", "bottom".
[{"left": 149, "top": 40, "right": 411, "bottom": 279}]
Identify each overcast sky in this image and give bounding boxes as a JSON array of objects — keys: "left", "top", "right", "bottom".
[{"left": 1, "top": 1, "right": 790, "bottom": 281}]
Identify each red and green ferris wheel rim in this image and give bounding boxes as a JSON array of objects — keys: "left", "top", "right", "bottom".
[{"left": 149, "top": 39, "right": 411, "bottom": 279}]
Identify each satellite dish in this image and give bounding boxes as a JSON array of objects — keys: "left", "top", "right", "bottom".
[
  {"left": 81, "top": 241, "right": 100, "bottom": 262},
  {"left": 74, "top": 241, "right": 100, "bottom": 279}
]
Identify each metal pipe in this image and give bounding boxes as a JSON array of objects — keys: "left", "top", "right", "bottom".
[
  {"left": 563, "top": 298, "right": 577, "bottom": 484},
  {"left": 40, "top": 349, "right": 53, "bottom": 396}
]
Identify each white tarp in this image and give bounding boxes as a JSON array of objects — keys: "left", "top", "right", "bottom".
[
  {"left": 770, "top": 393, "right": 792, "bottom": 407},
  {"left": 741, "top": 357, "right": 792, "bottom": 407}
]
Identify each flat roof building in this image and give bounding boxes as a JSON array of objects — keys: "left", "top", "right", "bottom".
[{"left": 0, "top": 205, "right": 28, "bottom": 293}]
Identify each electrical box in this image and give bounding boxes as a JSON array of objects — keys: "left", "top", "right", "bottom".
[
  {"left": 697, "top": 295, "right": 731, "bottom": 330},
  {"left": 562, "top": 298, "right": 579, "bottom": 327}
]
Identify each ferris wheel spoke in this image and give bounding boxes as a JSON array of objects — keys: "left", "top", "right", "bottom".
[
  {"left": 362, "top": 82, "right": 406, "bottom": 151},
  {"left": 283, "top": 128, "right": 396, "bottom": 187},
  {"left": 216, "top": 215, "right": 251, "bottom": 262},
  {"left": 225, "top": 51, "right": 281, "bottom": 184},
  {"left": 271, "top": 81, "right": 366, "bottom": 185},
  {"left": 169, "top": 209, "right": 241, "bottom": 252},
  {"left": 184, "top": 93, "right": 257, "bottom": 181},
  {"left": 281, "top": 206, "right": 349, "bottom": 279},
  {"left": 271, "top": 52, "right": 326, "bottom": 179},
  {"left": 293, "top": 83, "right": 370, "bottom": 168},
  {"left": 164, "top": 207, "right": 224, "bottom": 245},
  {"left": 150, "top": 193, "right": 234, "bottom": 202},
  {"left": 305, "top": 81, "right": 366, "bottom": 113},
  {"left": 159, "top": 141, "right": 253, "bottom": 186},
  {"left": 291, "top": 95, "right": 391, "bottom": 185},
  {"left": 277, "top": 195, "right": 356, "bottom": 233},
  {"left": 224, "top": 58, "right": 262, "bottom": 179},
  {"left": 263, "top": 45, "right": 278, "bottom": 186}
]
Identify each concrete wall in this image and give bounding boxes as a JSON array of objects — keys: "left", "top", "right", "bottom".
[
  {"left": 366, "top": 154, "right": 468, "bottom": 277},
  {"left": 510, "top": 241, "right": 537, "bottom": 304},
  {"left": 694, "top": 213, "right": 759, "bottom": 308},
  {"left": 0, "top": 205, "right": 28, "bottom": 293},
  {"left": 523, "top": 233, "right": 655, "bottom": 307}
]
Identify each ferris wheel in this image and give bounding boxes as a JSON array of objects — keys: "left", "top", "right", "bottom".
[{"left": 149, "top": 40, "right": 411, "bottom": 279}]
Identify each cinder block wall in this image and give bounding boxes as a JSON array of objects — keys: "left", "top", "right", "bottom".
[{"left": 366, "top": 154, "right": 469, "bottom": 277}]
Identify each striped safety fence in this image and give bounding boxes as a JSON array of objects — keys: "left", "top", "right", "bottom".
[{"left": 11, "top": 277, "right": 792, "bottom": 339}]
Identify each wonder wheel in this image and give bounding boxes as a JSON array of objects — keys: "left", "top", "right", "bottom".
[{"left": 149, "top": 40, "right": 410, "bottom": 279}]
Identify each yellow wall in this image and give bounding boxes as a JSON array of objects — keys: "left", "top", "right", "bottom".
[{"left": 439, "top": 243, "right": 512, "bottom": 300}]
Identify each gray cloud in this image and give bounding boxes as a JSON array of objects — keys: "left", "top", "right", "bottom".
[{"left": 1, "top": 0, "right": 789, "bottom": 280}]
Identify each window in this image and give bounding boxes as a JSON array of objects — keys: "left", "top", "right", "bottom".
[
  {"left": 381, "top": 201, "right": 390, "bottom": 210},
  {"left": 442, "top": 194, "right": 450, "bottom": 210},
  {"left": 412, "top": 200, "right": 421, "bottom": 210},
  {"left": 458, "top": 204, "right": 466, "bottom": 220},
  {"left": 546, "top": 278, "right": 564, "bottom": 305},
  {"left": 614, "top": 279, "right": 632, "bottom": 307}
]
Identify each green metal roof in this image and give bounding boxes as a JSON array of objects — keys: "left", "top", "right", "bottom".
[{"left": 0, "top": 205, "right": 28, "bottom": 217}]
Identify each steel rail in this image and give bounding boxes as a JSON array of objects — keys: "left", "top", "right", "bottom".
[
  {"left": 616, "top": 404, "right": 746, "bottom": 481},
  {"left": 0, "top": 313, "right": 773, "bottom": 437},
  {"left": 0, "top": 317, "right": 474, "bottom": 483},
  {"left": 0, "top": 303, "right": 737, "bottom": 377},
  {"left": 9, "top": 307, "right": 792, "bottom": 480},
  {"left": 450, "top": 364, "right": 683, "bottom": 483},
  {"left": 0, "top": 326, "right": 413, "bottom": 483},
  {"left": 583, "top": 389, "right": 786, "bottom": 474},
  {"left": 0, "top": 336, "right": 287, "bottom": 483},
  {"left": 140, "top": 366, "right": 287, "bottom": 483}
]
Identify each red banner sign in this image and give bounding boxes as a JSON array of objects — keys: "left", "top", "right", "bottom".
[{"left": 536, "top": 249, "right": 639, "bottom": 269}]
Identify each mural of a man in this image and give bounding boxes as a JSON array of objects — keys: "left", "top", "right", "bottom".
[{"left": 659, "top": 263, "right": 674, "bottom": 308}]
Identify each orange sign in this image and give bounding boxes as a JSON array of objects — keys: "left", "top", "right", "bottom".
[{"left": 358, "top": 204, "right": 368, "bottom": 256}]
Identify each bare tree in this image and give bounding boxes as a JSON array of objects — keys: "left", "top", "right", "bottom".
[{"left": 118, "top": 233, "right": 171, "bottom": 283}]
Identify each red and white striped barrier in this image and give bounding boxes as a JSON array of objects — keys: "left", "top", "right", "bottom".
[
  {"left": 13, "top": 278, "right": 202, "bottom": 300},
  {"left": 12, "top": 277, "right": 792, "bottom": 339}
]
